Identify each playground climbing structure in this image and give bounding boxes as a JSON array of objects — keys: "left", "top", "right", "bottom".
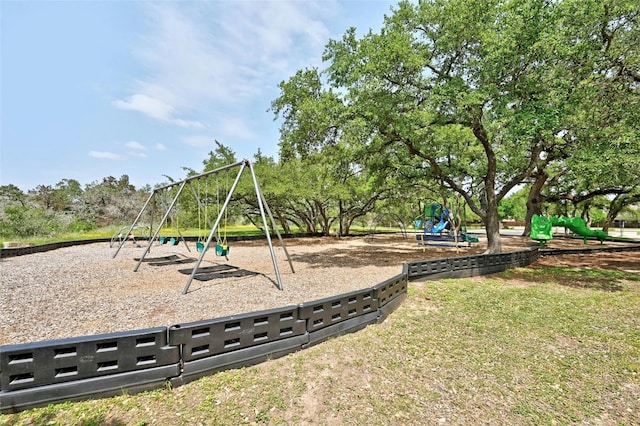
[
  {"left": 413, "top": 203, "right": 478, "bottom": 248},
  {"left": 530, "top": 214, "right": 609, "bottom": 245}
]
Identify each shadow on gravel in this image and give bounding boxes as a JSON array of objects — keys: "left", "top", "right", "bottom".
[{"left": 178, "top": 264, "right": 260, "bottom": 282}]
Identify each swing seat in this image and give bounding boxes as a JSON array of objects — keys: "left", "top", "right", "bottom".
[
  {"left": 462, "top": 232, "right": 479, "bottom": 243},
  {"left": 169, "top": 237, "right": 179, "bottom": 246},
  {"left": 196, "top": 241, "right": 207, "bottom": 252},
  {"left": 159, "top": 236, "right": 169, "bottom": 245},
  {"left": 215, "top": 244, "right": 229, "bottom": 256}
]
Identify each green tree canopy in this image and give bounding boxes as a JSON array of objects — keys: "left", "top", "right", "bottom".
[{"left": 273, "top": 0, "right": 639, "bottom": 251}]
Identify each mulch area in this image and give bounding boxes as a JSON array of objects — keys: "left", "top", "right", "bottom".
[{"left": 1, "top": 233, "right": 637, "bottom": 346}]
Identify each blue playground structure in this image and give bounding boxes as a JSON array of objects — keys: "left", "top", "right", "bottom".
[{"left": 414, "top": 203, "right": 478, "bottom": 248}]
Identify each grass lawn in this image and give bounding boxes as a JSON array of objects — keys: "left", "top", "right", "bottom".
[
  {"left": 2, "top": 265, "right": 639, "bottom": 425},
  {"left": 2, "top": 224, "right": 403, "bottom": 247}
]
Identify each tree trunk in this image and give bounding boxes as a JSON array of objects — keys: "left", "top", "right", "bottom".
[
  {"left": 316, "top": 200, "right": 331, "bottom": 234},
  {"left": 338, "top": 200, "right": 344, "bottom": 236},
  {"left": 582, "top": 205, "right": 592, "bottom": 227},
  {"left": 523, "top": 170, "right": 548, "bottom": 237},
  {"left": 245, "top": 214, "right": 263, "bottom": 232},
  {"left": 483, "top": 188, "right": 502, "bottom": 254},
  {"left": 343, "top": 219, "right": 352, "bottom": 236},
  {"left": 484, "top": 206, "right": 502, "bottom": 254},
  {"left": 274, "top": 209, "right": 291, "bottom": 234},
  {"left": 603, "top": 195, "right": 623, "bottom": 233},
  {"left": 603, "top": 210, "right": 616, "bottom": 233},
  {"left": 470, "top": 112, "right": 501, "bottom": 253},
  {"left": 306, "top": 220, "right": 316, "bottom": 233},
  {"left": 285, "top": 216, "right": 303, "bottom": 233}
]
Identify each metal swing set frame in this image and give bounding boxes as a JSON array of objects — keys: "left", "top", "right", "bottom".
[{"left": 112, "top": 159, "right": 294, "bottom": 294}]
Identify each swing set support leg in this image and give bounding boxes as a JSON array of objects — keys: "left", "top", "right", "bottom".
[
  {"left": 135, "top": 181, "right": 187, "bottom": 272},
  {"left": 175, "top": 227, "right": 190, "bottom": 252},
  {"left": 182, "top": 161, "right": 247, "bottom": 295},
  {"left": 181, "top": 159, "right": 290, "bottom": 294},
  {"left": 249, "top": 161, "right": 286, "bottom": 290},
  {"left": 113, "top": 191, "right": 154, "bottom": 259},
  {"left": 256, "top": 177, "right": 295, "bottom": 274}
]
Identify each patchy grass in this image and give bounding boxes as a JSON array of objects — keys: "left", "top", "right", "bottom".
[{"left": 2, "top": 266, "right": 639, "bottom": 425}]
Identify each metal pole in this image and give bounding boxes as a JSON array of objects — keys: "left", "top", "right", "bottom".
[
  {"left": 155, "top": 160, "right": 246, "bottom": 192},
  {"left": 148, "top": 195, "right": 155, "bottom": 251},
  {"left": 248, "top": 161, "right": 284, "bottom": 291},
  {"left": 258, "top": 183, "right": 295, "bottom": 274},
  {"left": 113, "top": 190, "right": 155, "bottom": 259},
  {"left": 176, "top": 226, "right": 190, "bottom": 252},
  {"left": 182, "top": 161, "right": 248, "bottom": 294},
  {"left": 134, "top": 181, "right": 187, "bottom": 272}
]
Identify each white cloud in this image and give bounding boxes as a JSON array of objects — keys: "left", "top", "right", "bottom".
[
  {"left": 125, "top": 141, "right": 147, "bottom": 151},
  {"left": 220, "top": 1, "right": 333, "bottom": 67},
  {"left": 113, "top": 94, "right": 205, "bottom": 128},
  {"left": 217, "top": 116, "right": 256, "bottom": 141},
  {"left": 113, "top": 2, "right": 335, "bottom": 133},
  {"left": 91, "top": 142, "right": 149, "bottom": 161},
  {"left": 181, "top": 135, "right": 215, "bottom": 148},
  {"left": 89, "top": 151, "right": 123, "bottom": 160},
  {"left": 155, "top": 143, "right": 167, "bottom": 151}
]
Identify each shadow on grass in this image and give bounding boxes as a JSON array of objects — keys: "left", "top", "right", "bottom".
[
  {"left": 2, "top": 411, "right": 128, "bottom": 426},
  {"left": 501, "top": 265, "right": 639, "bottom": 292}
]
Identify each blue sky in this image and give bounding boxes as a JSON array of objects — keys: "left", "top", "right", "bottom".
[{"left": 1, "top": 0, "right": 397, "bottom": 191}]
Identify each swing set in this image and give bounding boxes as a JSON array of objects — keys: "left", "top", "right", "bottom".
[
  {"left": 195, "top": 173, "right": 230, "bottom": 258},
  {"left": 147, "top": 185, "right": 188, "bottom": 248},
  {"left": 113, "top": 159, "right": 294, "bottom": 294}
]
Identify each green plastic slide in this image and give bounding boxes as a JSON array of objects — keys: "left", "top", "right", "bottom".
[
  {"left": 531, "top": 214, "right": 553, "bottom": 242},
  {"left": 530, "top": 214, "right": 609, "bottom": 244},
  {"left": 551, "top": 216, "right": 608, "bottom": 243}
]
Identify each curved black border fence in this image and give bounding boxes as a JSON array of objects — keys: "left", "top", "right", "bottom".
[
  {"left": 2, "top": 237, "right": 639, "bottom": 413},
  {"left": 0, "top": 239, "right": 111, "bottom": 258},
  {"left": 0, "top": 234, "right": 325, "bottom": 259}
]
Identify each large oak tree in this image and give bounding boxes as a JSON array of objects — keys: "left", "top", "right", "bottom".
[
  {"left": 274, "top": 0, "right": 639, "bottom": 252},
  {"left": 275, "top": 0, "right": 568, "bottom": 252}
]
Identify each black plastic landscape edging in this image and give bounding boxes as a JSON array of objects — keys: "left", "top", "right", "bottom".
[
  {"left": 540, "top": 244, "right": 640, "bottom": 257},
  {"left": 0, "top": 239, "right": 111, "bottom": 258},
  {"left": 0, "top": 327, "right": 181, "bottom": 413},
  {"left": 3, "top": 238, "right": 636, "bottom": 413},
  {"left": 0, "top": 233, "right": 325, "bottom": 259},
  {"left": 403, "top": 247, "right": 539, "bottom": 281}
]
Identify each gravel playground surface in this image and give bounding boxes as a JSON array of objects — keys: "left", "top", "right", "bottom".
[{"left": 1, "top": 233, "right": 637, "bottom": 346}]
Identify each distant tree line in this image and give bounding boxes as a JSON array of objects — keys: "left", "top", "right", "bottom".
[
  {"left": 0, "top": 176, "right": 148, "bottom": 238},
  {"left": 2, "top": 138, "right": 638, "bottom": 243}
]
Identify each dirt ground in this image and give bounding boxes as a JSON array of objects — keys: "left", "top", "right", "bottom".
[{"left": 533, "top": 237, "right": 640, "bottom": 274}]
